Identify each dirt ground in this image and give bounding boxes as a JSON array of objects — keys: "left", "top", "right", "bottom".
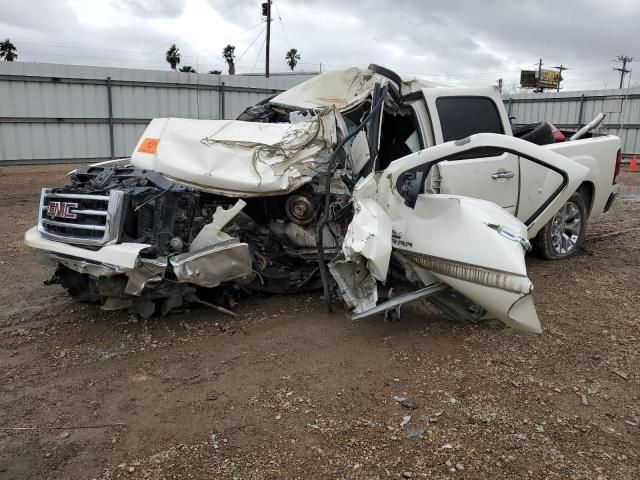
[{"left": 0, "top": 165, "right": 638, "bottom": 480}]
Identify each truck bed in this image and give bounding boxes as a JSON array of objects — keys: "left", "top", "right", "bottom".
[{"left": 544, "top": 135, "right": 619, "bottom": 218}]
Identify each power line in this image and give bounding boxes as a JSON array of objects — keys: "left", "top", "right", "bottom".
[
  {"left": 189, "top": 20, "right": 265, "bottom": 58},
  {"left": 273, "top": 1, "right": 291, "bottom": 50},
  {"left": 16, "top": 48, "right": 229, "bottom": 70},
  {"left": 217, "top": 0, "right": 247, "bottom": 16},
  {"left": 251, "top": 34, "right": 267, "bottom": 73},
  {"left": 138, "top": 0, "right": 248, "bottom": 57},
  {"left": 236, "top": 25, "right": 267, "bottom": 63},
  {"left": 15, "top": 41, "right": 146, "bottom": 55},
  {"left": 12, "top": 19, "right": 263, "bottom": 62},
  {"left": 16, "top": 48, "right": 168, "bottom": 64}
]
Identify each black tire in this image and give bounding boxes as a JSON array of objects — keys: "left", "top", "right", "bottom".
[
  {"left": 367, "top": 64, "right": 403, "bottom": 94},
  {"left": 58, "top": 265, "right": 101, "bottom": 303},
  {"left": 535, "top": 192, "right": 588, "bottom": 260}
]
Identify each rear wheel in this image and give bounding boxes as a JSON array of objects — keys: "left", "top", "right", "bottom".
[{"left": 536, "top": 192, "right": 587, "bottom": 260}]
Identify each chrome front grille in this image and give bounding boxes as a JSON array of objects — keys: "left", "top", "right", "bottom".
[{"left": 38, "top": 189, "right": 125, "bottom": 246}]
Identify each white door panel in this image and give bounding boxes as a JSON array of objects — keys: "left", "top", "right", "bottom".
[
  {"left": 438, "top": 153, "right": 519, "bottom": 213},
  {"left": 388, "top": 192, "right": 540, "bottom": 333},
  {"left": 516, "top": 153, "right": 588, "bottom": 236},
  {"left": 517, "top": 158, "right": 564, "bottom": 223}
]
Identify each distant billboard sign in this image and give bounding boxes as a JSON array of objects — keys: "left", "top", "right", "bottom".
[
  {"left": 539, "top": 69, "right": 561, "bottom": 88},
  {"left": 520, "top": 69, "right": 561, "bottom": 89},
  {"left": 520, "top": 70, "right": 537, "bottom": 88}
]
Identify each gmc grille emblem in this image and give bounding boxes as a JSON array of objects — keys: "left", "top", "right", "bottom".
[{"left": 47, "top": 201, "right": 78, "bottom": 220}]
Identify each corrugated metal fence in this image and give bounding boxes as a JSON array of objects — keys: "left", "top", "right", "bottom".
[
  {"left": 0, "top": 62, "right": 315, "bottom": 165},
  {"left": 3, "top": 63, "right": 639, "bottom": 164},
  {"left": 503, "top": 88, "right": 640, "bottom": 158}
]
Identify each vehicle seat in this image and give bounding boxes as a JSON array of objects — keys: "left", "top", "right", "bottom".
[{"left": 518, "top": 122, "right": 555, "bottom": 146}]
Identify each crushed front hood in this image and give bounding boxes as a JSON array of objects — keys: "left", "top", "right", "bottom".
[{"left": 131, "top": 111, "right": 339, "bottom": 196}]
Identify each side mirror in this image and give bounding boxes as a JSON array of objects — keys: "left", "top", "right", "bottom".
[{"left": 403, "top": 170, "right": 424, "bottom": 209}]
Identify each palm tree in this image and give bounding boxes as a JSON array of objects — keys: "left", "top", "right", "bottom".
[
  {"left": 179, "top": 65, "right": 196, "bottom": 73},
  {"left": 0, "top": 39, "right": 18, "bottom": 62},
  {"left": 165, "top": 44, "right": 181, "bottom": 70},
  {"left": 285, "top": 48, "right": 300, "bottom": 71},
  {"left": 208, "top": 69, "right": 222, "bottom": 75},
  {"left": 222, "top": 44, "right": 236, "bottom": 75}
]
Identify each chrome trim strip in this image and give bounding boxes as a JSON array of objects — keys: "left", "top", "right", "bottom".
[
  {"left": 41, "top": 219, "right": 106, "bottom": 231},
  {"left": 69, "top": 209, "right": 109, "bottom": 216},
  {"left": 43, "top": 192, "right": 110, "bottom": 200},
  {"left": 399, "top": 250, "right": 532, "bottom": 295}
]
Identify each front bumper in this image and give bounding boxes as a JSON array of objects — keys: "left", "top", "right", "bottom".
[
  {"left": 24, "top": 226, "right": 253, "bottom": 296},
  {"left": 25, "top": 226, "right": 149, "bottom": 269}
]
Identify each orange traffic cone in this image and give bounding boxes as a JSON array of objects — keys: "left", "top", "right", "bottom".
[{"left": 629, "top": 155, "right": 639, "bottom": 173}]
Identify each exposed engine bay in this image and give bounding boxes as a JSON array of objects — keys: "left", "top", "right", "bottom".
[{"left": 43, "top": 161, "right": 354, "bottom": 317}]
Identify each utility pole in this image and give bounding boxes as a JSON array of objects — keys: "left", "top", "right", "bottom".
[
  {"left": 613, "top": 55, "right": 633, "bottom": 89},
  {"left": 554, "top": 64, "right": 568, "bottom": 92},
  {"left": 536, "top": 58, "right": 543, "bottom": 93},
  {"left": 264, "top": 1, "right": 272, "bottom": 78}
]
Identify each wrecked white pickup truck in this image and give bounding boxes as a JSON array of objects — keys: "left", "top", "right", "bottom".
[{"left": 24, "top": 65, "right": 622, "bottom": 333}]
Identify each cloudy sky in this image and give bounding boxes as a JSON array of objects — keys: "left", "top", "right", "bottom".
[{"left": 1, "top": 0, "right": 638, "bottom": 91}]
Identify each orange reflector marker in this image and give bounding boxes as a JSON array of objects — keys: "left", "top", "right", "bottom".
[{"left": 138, "top": 138, "right": 160, "bottom": 154}]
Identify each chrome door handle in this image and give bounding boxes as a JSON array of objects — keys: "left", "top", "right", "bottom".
[{"left": 491, "top": 169, "right": 514, "bottom": 179}]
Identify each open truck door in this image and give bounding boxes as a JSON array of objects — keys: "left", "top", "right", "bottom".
[{"left": 334, "top": 133, "right": 588, "bottom": 333}]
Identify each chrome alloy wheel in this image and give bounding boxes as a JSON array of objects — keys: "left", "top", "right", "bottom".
[{"left": 550, "top": 201, "right": 582, "bottom": 255}]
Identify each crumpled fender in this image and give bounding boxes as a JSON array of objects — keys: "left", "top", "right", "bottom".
[{"left": 341, "top": 173, "right": 392, "bottom": 281}]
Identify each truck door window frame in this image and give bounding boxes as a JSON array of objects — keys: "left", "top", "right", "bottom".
[
  {"left": 374, "top": 97, "right": 427, "bottom": 170},
  {"left": 402, "top": 92, "right": 435, "bottom": 148},
  {"left": 436, "top": 96, "right": 504, "bottom": 143},
  {"left": 396, "top": 146, "right": 569, "bottom": 227}
]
